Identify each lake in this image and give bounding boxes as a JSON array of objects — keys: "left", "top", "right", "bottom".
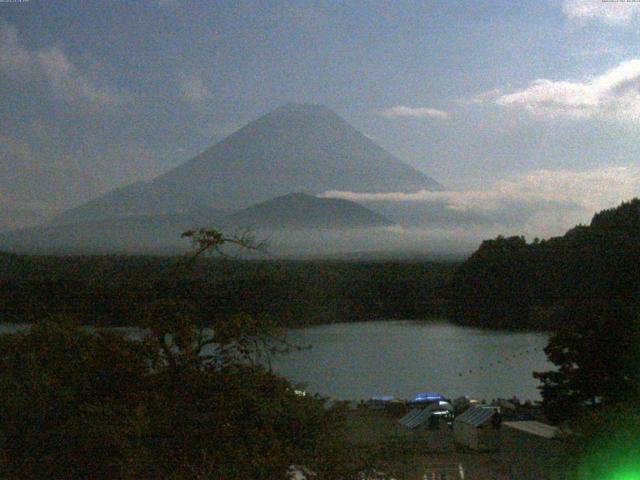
[
  {"left": 271, "top": 320, "right": 552, "bottom": 401},
  {"left": 0, "top": 320, "right": 552, "bottom": 401}
]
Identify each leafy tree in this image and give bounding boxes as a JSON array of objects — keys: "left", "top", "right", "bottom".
[
  {"left": 0, "top": 318, "right": 150, "bottom": 479},
  {"left": 446, "top": 235, "right": 534, "bottom": 329},
  {"left": 534, "top": 299, "right": 640, "bottom": 423}
]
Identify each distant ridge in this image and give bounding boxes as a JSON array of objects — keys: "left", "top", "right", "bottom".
[{"left": 52, "top": 103, "right": 442, "bottom": 225}]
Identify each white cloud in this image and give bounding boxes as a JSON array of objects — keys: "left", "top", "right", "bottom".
[
  {"left": 178, "top": 73, "right": 214, "bottom": 104},
  {"left": 322, "top": 165, "right": 640, "bottom": 212},
  {"left": 380, "top": 105, "right": 449, "bottom": 120},
  {"left": 563, "top": 0, "right": 640, "bottom": 25},
  {"left": 0, "top": 22, "right": 127, "bottom": 110},
  {"left": 495, "top": 59, "right": 640, "bottom": 120},
  {"left": 321, "top": 165, "right": 640, "bottom": 237},
  {"left": 36, "top": 47, "right": 126, "bottom": 109}
]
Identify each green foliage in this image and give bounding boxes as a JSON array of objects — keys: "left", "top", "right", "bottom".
[
  {"left": 0, "top": 318, "right": 150, "bottom": 479},
  {"left": 446, "top": 199, "right": 640, "bottom": 330},
  {"left": 0, "top": 256, "right": 454, "bottom": 327},
  {"left": 533, "top": 300, "right": 640, "bottom": 423},
  {"left": 446, "top": 235, "right": 533, "bottom": 329},
  {"left": 0, "top": 317, "right": 351, "bottom": 479}
]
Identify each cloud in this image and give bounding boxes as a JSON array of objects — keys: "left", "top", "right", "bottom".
[
  {"left": 178, "top": 73, "right": 213, "bottom": 104},
  {"left": 457, "top": 88, "right": 503, "bottom": 105},
  {"left": 380, "top": 105, "right": 449, "bottom": 120},
  {"left": 0, "top": 22, "right": 127, "bottom": 110},
  {"left": 36, "top": 47, "right": 126, "bottom": 109},
  {"left": 322, "top": 165, "right": 640, "bottom": 213},
  {"left": 563, "top": 0, "right": 640, "bottom": 25},
  {"left": 495, "top": 59, "right": 640, "bottom": 120},
  {"left": 321, "top": 165, "right": 640, "bottom": 238}
]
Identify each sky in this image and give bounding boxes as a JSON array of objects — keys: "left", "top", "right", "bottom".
[{"left": 1, "top": 0, "right": 640, "bottom": 238}]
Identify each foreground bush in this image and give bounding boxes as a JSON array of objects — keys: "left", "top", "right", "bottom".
[{"left": 0, "top": 318, "right": 350, "bottom": 479}]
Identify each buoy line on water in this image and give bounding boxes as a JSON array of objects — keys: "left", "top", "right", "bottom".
[{"left": 456, "top": 346, "right": 543, "bottom": 377}]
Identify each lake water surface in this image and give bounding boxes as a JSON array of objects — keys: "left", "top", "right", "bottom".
[
  {"left": 0, "top": 320, "right": 552, "bottom": 401},
  {"left": 271, "top": 320, "right": 552, "bottom": 401}
]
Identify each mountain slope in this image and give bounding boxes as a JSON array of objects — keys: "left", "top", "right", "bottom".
[
  {"left": 0, "top": 208, "right": 54, "bottom": 232},
  {"left": 53, "top": 104, "right": 441, "bottom": 225},
  {"left": 0, "top": 208, "right": 225, "bottom": 254},
  {"left": 222, "top": 193, "right": 393, "bottom": 230}
]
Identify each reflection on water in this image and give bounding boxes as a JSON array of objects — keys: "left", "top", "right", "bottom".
[{"left": 271, "top": 320, "right": 552, "bottom": 401}]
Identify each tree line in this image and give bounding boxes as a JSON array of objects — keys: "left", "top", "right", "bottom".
[
  {"left": 0, "top": 254, "right": 453, "bottom": 328},
  {"left": 446, "top": 198, "right": 640, "bottom": 331}
]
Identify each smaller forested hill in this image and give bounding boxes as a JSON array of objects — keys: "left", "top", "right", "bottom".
[
  {"left": 446, "top": 199, "right": 640, "bottom": 330},
  {"left": 223, "top": 193, "right": 393, "bottom": 230}
]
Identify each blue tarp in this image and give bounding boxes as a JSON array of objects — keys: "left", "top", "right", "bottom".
[{"left": 411, "top": 392, "right": 445, "bottom": 403}]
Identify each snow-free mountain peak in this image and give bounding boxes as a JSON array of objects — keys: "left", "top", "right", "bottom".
[{"left": 52, "top": 104, "right": 442, "bottom": 225}]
